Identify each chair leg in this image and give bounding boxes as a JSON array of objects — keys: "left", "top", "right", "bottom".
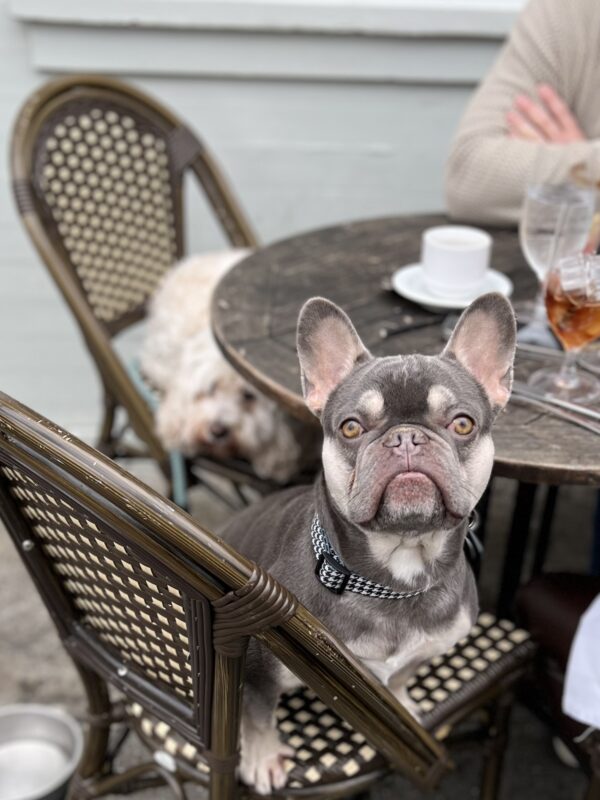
[
  {"left": 96, "top": 392, "right": 118, "bottom": 457},
  {"left": 531, "top": 485, "right": 559, "bottom": 576},
  {"left": 497, "top": 482, "right": 538, "bottom": 618},
  {"left": 68, "top": 761, "right": 167, "bottom": 798},
  {"left": 584, "top": 774, "right": 600, "bottom": 800},
  {"left": 161, "top": 768, "right": 190, "bottom": 800},
  {"left": 583, "top": 730, "right": 600, "bottom": 800},
  {"left": 76, "top": 664, "right": 113, "bottom": 778},
  {"left": 168, "top": 451, "right": 190, "bottom": 510},
  {"left": 479, "top": 693, "right": 514, "bottom": 800},
  {"left": 592, "top": 490, "right": 600, "bottom": 577}
]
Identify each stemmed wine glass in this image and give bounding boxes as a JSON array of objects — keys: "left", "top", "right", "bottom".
[
  {"left": 529, "top": 253, "right": 600, "bottom": 402},
  {"left": 516, "top": 183, "right": 596, "bottom": 340}
]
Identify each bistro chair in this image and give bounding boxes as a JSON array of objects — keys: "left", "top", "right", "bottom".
[
  {"left": 0, "top": 391, "right": 534, "bottom": 800},
  {"left": 10, "top": 75, "right": 267, "bottom": 510}
]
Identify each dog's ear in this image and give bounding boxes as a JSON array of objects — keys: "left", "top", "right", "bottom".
[
  {"left": 297, "top": 297, "right": 371, "bottom": 416},
  {"left": 442, "top": 292, "right": 517, "bottom": 411}
]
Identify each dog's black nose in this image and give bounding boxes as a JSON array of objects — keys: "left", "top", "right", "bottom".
[
  {"left": 383, "top": 425, "right": 428, "bottom": 449},
  {"left": 210, "top": 422, "right": 229, "bottom": 440}
]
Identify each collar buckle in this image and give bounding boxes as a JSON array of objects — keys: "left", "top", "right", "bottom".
[{"left": 315, "top": 550, "right": 352, "bottom": 595}]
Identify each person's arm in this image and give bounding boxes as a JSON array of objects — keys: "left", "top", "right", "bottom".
[{"left": 445, "top": 0, "right": 600, "bottom": 226}]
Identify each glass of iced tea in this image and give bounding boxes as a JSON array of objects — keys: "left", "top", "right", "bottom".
[
  {"left": 529, "top": 253, "right": 600, "bottom": 402},
  {"left": 516, "top": 183, "right": 596, "bottom": 330}
]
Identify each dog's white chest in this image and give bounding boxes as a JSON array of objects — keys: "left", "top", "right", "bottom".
[{"left": 349, "top": 606, "right": 472, "bottom": 686}]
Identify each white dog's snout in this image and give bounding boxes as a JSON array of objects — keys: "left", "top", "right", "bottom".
[{"left": 209, "top": 421, "right": 230, "bottom": 440}]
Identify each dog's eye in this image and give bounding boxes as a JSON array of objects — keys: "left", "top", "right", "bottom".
[
  {"left": 449, "top": 415, "right": 475, "bottom": 436},
  {"left": 340, "top": 419, "right": 364, "bottom": 439},
  {"left": 241, "top": 389, "right": 256, "bottom": 403}
]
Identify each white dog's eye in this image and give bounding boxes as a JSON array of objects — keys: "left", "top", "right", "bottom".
[
  {"left": 195, "top": 381, "right": 217, "bottom": 400},
  {"left": 449, "top": 415, "right": 475, "bottom": 436},
  {"left": 241, "top": 389, "right": 257, "bottom": 403}
]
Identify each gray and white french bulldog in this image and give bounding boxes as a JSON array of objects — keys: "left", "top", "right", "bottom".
[{"left": 218, "top": 291, "right": 517, "bottom": 794}]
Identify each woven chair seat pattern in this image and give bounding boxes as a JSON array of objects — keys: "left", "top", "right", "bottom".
[{"left": 127, "top": 613, "right": 532, "bottom": 791}]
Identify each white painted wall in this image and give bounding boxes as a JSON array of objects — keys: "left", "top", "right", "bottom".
[{"left": 0, "top": 0, "right": 523, "bottom": 440}]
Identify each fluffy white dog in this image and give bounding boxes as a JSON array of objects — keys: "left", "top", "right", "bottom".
[{"left": 141, "top": 252, "right": 315, "bottom": 483}]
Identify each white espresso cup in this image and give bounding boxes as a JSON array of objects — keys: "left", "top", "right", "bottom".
[{"left": 421, "top": 225, "right": 492, "bottom": 299}]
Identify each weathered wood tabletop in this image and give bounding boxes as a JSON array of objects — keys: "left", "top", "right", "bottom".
[{"left": 212, "top": 214, "right": 600, "bottom": 486}]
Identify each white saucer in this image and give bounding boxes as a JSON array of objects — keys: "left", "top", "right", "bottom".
[{"left": 391, "top": 264, "right": 513, "bottom": 311}]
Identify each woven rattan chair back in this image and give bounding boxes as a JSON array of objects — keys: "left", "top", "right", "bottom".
[
  {"left": 12, "top": 75, "right": 256, "bottom": 335},
  {"left": 0, "top": 411, "right": 217, "bottom": 749},
  {"left": 0, "top": 392, "right": 446, "bottom": 799},
  {"left": 10, "top": 76, "right": 258, "bottom": 471},
  {"left": 26, "top": 98, "right": 180, "bottom": 330}
]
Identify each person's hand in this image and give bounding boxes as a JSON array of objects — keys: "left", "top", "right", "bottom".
[{"left": 506, "top": 84, "right": 585, "bottom": 143}]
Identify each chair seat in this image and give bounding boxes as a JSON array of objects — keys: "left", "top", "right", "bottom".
[
  {"left": 406, "top": 612, "right": 532, "bottom": 729},
  {"left": 126, "top": 612, "right": 532, "bottom": 792}
]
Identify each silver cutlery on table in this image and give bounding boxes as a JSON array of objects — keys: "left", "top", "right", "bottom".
[
  {"left": 516, "top": 342, "right": 562, "bottom": 360},
  {"left": 517, "top": 340, "right": 600, "bottom": 378},
  {"left": 510, "top": 380, "right": 600, "bottom": 435},
  {"left": 512, "top": 380, "right": 600, "bottom": 420}
]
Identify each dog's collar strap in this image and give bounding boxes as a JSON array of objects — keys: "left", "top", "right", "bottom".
[{"left": 310, "top": 516, "right": 432, "bottom": 600}]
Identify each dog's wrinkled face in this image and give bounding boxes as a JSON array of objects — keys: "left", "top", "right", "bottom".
[{"left": 297, "top": 293, "right": 516, "bottom": 536}]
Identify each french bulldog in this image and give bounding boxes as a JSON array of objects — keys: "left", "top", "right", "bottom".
[{"left": 218, "top": 291, "right": 517, "bottom": 794}]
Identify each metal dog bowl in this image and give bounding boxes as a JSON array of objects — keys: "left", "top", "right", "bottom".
[{"left": 0, "top": 705, "right": 83, "bottom": 800}]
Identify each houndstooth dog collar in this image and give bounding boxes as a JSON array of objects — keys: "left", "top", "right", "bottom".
[{"left": 310, "top": 515, "right": 433, "bottom": 600}]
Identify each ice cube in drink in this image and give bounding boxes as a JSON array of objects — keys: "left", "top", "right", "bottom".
[{"left": 545, "top": 273, "right": 600, "bottom": 350}]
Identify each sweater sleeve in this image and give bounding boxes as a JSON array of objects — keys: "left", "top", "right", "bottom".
[{"left": 445, "top": 0, "right": 600, "bottom": 226}]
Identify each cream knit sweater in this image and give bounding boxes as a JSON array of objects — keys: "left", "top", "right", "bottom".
[{"left": 445, "top": 0, "right": 600, "bottom": 226}]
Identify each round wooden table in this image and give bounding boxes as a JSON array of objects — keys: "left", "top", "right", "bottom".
[
  {"left": 213, "top": 213, "right": 599, "bottom": 486},
  {"left": 212, "top": 213, "right": 600, "bottom": 613}
]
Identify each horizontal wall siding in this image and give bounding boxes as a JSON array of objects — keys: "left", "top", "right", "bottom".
[
  {"left": 10, "top": 0, "right": 525, "bottom": 37},
  {"left": 28, "top": 25, "right": 501, "bottom": 84}
]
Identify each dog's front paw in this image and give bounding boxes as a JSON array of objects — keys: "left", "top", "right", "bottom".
[{"left": 240, "top": 731, "right": 294, "bottom": 795}]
